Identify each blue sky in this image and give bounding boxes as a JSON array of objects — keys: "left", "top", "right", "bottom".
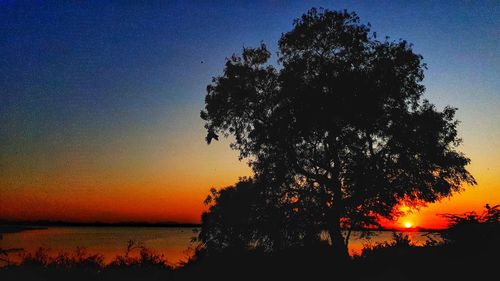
[{"left": 0, "top": 1, "right": 499, "bottom": 223}]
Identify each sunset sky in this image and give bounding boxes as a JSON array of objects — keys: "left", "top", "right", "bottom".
[{"left": 1, "top": 1, "right": 499, "bottom": 228}]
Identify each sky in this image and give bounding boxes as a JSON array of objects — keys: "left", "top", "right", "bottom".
[{"left": 0, "top": 1, "right": 499, "bottom": 228}]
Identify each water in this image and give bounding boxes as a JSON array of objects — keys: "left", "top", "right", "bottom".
[
  {"left": 1, "top": 227, "right": 437, "bottom": 266},
  {"left": 0, "top": 227, "right": 198, "bottom": 266}
]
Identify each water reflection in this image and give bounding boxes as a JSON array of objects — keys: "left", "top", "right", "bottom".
[
  {"left": 0, "top": 227, "right": 197, "bottom": 266},
  {"left": 1, "top": 227, "right": 439, "bottom": 265}
]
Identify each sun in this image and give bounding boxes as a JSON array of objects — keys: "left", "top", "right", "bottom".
[{"left": 404, "top": 221, "right": 413, "bottom": 228}]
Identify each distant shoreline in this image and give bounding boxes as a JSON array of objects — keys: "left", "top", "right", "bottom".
[
  {"left": 0, "top": 225, "right": 47, "bottom": 235},
  {"left": 0, "top": 221, "right": 442, "bottom": 233}
]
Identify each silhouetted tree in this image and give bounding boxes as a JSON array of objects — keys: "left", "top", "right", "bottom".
[
  {"left": 199, "top": 178, "right": 325, "bottom": 253},
  {"left": 440, "top": 204, "right": 499, "bottom": 247},
  {"left": 201, "top": 8, "right": 476, "bottom": 258}
]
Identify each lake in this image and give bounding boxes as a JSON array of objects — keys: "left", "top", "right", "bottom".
[{"left": 0, "top": 227, "right": 437, "bottom": 266}]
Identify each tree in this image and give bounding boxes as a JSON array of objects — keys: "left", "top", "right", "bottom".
[
  {"left": 199, "top": 178, "right": 325, "bottom": 254},
  {"left": 440, "top": 204, "right": 499, "bottom": 247},
  {"left": 200, "top": 8, "right": 476, "bottom": 258}
]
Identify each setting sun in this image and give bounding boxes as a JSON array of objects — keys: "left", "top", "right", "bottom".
[{"left": 404, "top": 221, "right": 413, "bottom": 228}]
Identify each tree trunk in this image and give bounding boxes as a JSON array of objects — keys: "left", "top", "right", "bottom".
[
  {"left": 326, "top": 139, "right": 349, "bottom": 259},
  {"left": 328, "top": 160, "right": 349, "bottom": 260},
  {"left": 328, "top": 206, "right": 349, "bottom": 260}
]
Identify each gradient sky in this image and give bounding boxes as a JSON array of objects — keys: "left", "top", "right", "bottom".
[{"left": 1, "top": 1, "right": 499, "bottom": 228}]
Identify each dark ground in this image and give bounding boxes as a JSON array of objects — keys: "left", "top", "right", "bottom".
[{"left": 1, "top": 240, "right": 497, "bottom": 281}]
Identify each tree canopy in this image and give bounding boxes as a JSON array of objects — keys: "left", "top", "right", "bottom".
[{"left": 200, "top": 8, "right": 476, "bottom": 257}]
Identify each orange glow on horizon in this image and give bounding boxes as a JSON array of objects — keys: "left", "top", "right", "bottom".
[
  {"left": 1, "top": 162, "right": 498, "bottom": 227},
  {"left": 0, "top": 116, "right": 499, "bottom": 228}
]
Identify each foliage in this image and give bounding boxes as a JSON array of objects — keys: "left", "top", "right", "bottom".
[
  {"left": 439, "top": 204, "right": 500, "bottom": 246},
  {"left": 110, "top": 240, "right": 168, "bottom": 267},
  {"left": 11, "top": 241, "right": 169, "bottom": 270},
  {"left": 17, "top": 247, "right": 101, "bottom": 268},
  {"left": 360, "top": 232, "right": 414, "bottom": 258},
  {"left": 201, "top": 7, "right": 475, "bottom": 256},
  {"left": 198, "top": 178, "right": 326, "bottom": 253},
  {"left": 0, "top": 243, "right": 173, "bottom": 281}
]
